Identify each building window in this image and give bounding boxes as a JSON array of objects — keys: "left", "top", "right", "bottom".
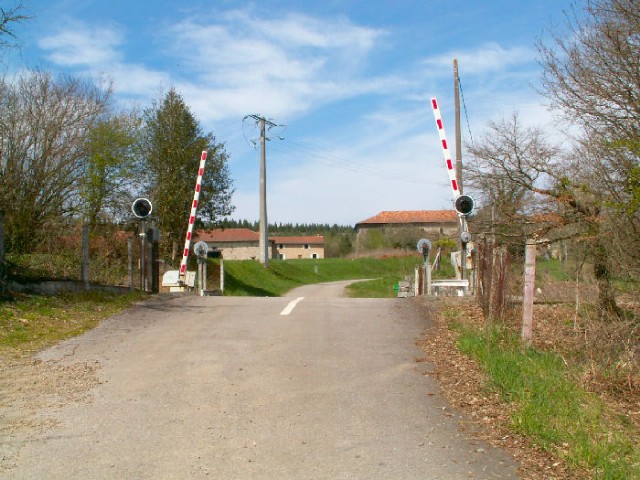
[
  {"left": 312, "top": 253, "right": 318, "bottom": 259},
  {"left": 279, "top": 253, "right": 285, "bottom": 259},
  {"left": 304, "top": 244, "right": 309, "bottom": 249},
  {"left": 278, "top": 244, "right": 284, "bottom": 249}
]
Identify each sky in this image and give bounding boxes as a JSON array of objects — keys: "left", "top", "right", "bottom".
[{"left": 5, "top": 0, "right": 574, "bottom": 226}]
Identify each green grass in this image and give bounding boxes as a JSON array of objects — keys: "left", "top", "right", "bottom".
[
  {"left": 450, "top": 316, "right": 640, "bottom": 478},
  {"left": 536, "top": 257, "right": 573, "bottom": 282},
  {"left": 222, "top": 256, "right": 428, "bottom": 297},
  {"left": 345, "top": 277, "right": 399, "bottom": 298},
  {"left": 0, "top": 291, "right": 146, "bottom": 356}
]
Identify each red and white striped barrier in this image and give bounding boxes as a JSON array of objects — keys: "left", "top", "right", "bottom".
[
  {"left": 179, "top": 150, "right": 208, "bottom": 279},
  {"left": 430, "top": 97, "right": 460, "bottom": 200}
]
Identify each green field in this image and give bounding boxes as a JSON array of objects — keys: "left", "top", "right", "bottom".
[{"left": 220, "top": 255, "right": 454, "bottom": 297}]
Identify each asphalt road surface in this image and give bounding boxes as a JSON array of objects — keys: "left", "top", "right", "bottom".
[{"left": 3, "top": 281, "right": 517, "bottom": 479}]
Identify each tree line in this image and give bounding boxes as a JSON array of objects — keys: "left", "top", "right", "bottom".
[
  {"left": 467, "top": 0, "right": 639, "bottom": 318},
  {"left": 217, "top": 219, "right": 354, "bottom": 236}
]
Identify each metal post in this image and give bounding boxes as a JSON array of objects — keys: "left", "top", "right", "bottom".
[
  {"left": 127, "top": 237, "right": 133, "bottom": 290},
  {"left": 139, "top": 220, "right": 146, "bottom": 291},
  {"left": 197, "top": 257, "right": 204, "bottom": 296},
  {"left": 151, "top": 228, "right": 159, "bottom": 294}
]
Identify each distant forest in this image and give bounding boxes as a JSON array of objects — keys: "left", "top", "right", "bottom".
[{"left": 216, "top": 219, "right": 354, "bottom": 236}]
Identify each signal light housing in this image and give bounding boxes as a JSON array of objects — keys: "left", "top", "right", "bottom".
[
  {"left": 132, "top": 198, "right": 153, "bottom": 219},
  {"left": 454, "top": 195, "right": 474, "bottom": 217}
]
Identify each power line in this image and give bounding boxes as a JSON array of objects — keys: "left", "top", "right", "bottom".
[
  {"left": 457, "top": 74, "right": 475, "bottom": 148},
  {"left": 270, "top": 138, "right": 438, "bottom": 185}
]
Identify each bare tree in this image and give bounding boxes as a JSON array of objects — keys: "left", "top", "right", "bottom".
[
  {"left": 0, "top": 3, "right": 30, "bottom": 53},
  {"left": 466, "top": 113, "right": 564, "bottom": 242},
  {"left": 539, "top": 0, "right": 640, "bottom": 286},
  {"left": 468, "top": 113, "right": 622, "bottom": 317},
  {"left": 0, "top": 70, "right": 110, "bottom": 252}
]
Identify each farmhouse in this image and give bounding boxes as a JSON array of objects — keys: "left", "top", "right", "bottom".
[
  {"left": 195, "top": 228, "right": 271, "bottom": 260},
  {"left": 194, "top": 229, "right": 324, "bottom": 260},
  {"left": 272, "top": 235, "right": 324, "bottom": 259},
  {"left": 354, "top": 210, "right": 459, "bottom": 251}
]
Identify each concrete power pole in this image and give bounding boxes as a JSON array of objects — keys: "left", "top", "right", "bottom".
[
  {"left": 247, "top": 114, "right": 278, "bottom": 267},
  {"left": 453, "top": 58, "right": 468, "bottom": 282},
  {"left": 258, "top": 117, "right": 269, "bottom": 267},
  {"left": 454, "top": 58, "right": 463, "bottom": 195}
]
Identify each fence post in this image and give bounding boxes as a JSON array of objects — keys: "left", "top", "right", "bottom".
[
  {"left": 0, "top": 210, "right": 4, "bottom": 287},
  {"left": 522, "top": 239, "right": 537, "bottom": 345},
  {"left": 81, "top": 222, "right": 90, "bottom": 290},
  {"left": 127, "top": 237, "right": 133, "bottom": 290}
]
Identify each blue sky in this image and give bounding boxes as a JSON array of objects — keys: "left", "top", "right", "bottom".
[{"left": 6, "top": 0, "right": 573, "bottom": 226}]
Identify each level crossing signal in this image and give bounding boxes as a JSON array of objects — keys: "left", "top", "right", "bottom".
[
  {"left": 454, "top": 195, "right": 474, "bottom": 217},
  {"left": 132, "top": 198, "right": 153, "bottom": 219}
]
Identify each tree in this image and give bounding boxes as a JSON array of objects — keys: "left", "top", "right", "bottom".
[
  {"left": 538, "top": 0, "right": 640, "bottom": 283},
  {"left": 0, "top": 70, "right": 110, "bottom": 252},
  {"left": 0, "top": 3, "right": 30, "bottom": 53},
  {"left": 140, "top": 88, "right": 234, "bottom": 260},
  {"left": 81, "top": 111, "right": 141, "bottom": 226}
]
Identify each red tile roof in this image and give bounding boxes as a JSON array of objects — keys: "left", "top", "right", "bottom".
[
  {"left": 356, "top": 210, "right": 458, "bottom": 225},
  {"left": 271, "top": 235, "right": 324, "bottom": 245},
  {"left": 195, "top": 228, "right": 259, "bottom": 242}
]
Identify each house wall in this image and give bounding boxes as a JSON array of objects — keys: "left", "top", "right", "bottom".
[
  {"left": 206, "top": 242, "right": 276, "bottom": 261},
  {"left": 355, "top": 223, "right": 459, "bottom": 251},
  {"left": 275, "top": 243, "right": 324, "bottom": 260}
]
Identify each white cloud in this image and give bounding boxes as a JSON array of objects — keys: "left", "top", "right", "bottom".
[
  {"left": 166, "top": 10, "right": 396, "bottom": 121},
  {"left": 36, "top": 9, "right": 398, "bottom": 124},
  {"left": 422, "top": 42, "right": 537, "bottom": 76},
  {"left": 38, "top": 23, "right": 123, "bottom": 67}
]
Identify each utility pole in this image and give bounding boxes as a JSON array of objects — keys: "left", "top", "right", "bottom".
[
  {"left": 454, "top": 58, "right": 463, "bottom": 195},
  {"left": 258, "top": 117, "right": 268, "bottom": 267},
  {"left": 247, "top": 114, "right": 278, "bottom": 267},
  {"left": 453, "top": 59, "right": 468, "bottom": 283}
]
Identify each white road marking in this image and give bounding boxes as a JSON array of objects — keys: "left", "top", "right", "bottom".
[{"left": 280, "top": 297, "right": 305, "bottom": 316}]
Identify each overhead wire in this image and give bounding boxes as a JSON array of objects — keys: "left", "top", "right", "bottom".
[
  {"left": 457, "top": 74, "right": 475, "bottom": 148},
  {"left": 268, "top": 137, "right": 441, "bottom": 186}
]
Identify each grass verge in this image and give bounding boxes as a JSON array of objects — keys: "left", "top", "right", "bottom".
[
  {"left": 449, "top": 314, "right": 640, "bottom": 479},
  {"left": 0, "top": 290, "right": 146, "bottom": 357}
]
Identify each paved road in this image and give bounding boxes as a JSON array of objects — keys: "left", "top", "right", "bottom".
[{"left": 3, "top": 283, "right": 517, "bottom": 479}]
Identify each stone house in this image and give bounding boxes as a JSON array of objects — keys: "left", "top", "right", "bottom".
[
  {"left": 195, "top": 229, "right": 325, "bottom": 260},
  {"left": 271, "top": 235, "right": 324, "bottom": 259},
  {"left": 195, "top": 228, "right": 272, "bottom": 260},
  {"left": 354, "top": 210, "right": 459, "bottom": 251}
]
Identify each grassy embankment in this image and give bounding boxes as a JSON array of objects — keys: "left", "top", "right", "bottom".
[
  {"left": 443, "top": 257, "right": 640, "bottom": 479},
  {"left": 221, "top": 255, "right": 452, "bottom": 297},
  {"left": 0, "top": 290, "right": 146, "bottom": 358}
]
